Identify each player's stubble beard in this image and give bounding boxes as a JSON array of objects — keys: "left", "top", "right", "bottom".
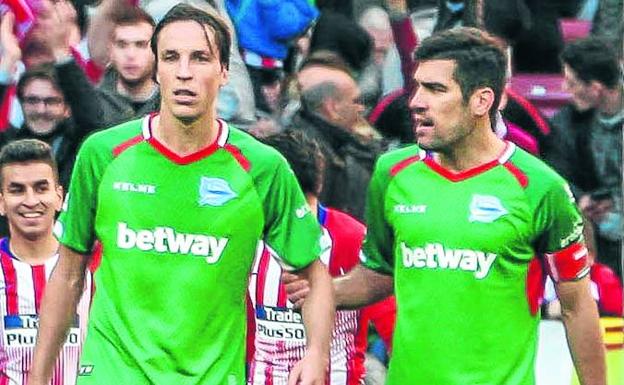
[{"left": 417, "top": 111, "right": 476, "bottom": 156}]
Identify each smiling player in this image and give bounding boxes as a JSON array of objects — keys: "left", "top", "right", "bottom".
[{"left": 0, "top": 139, "right": 91, "bottom": 385}]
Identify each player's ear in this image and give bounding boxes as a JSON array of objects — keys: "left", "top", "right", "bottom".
[
  {"left": 470, "top": 87, "right": 495, "bottom": 117},
  {"left": 54, "top": 184, "right": 64, "bottom": 212},
  {"left": 219, "top": 65, "right": 229, "bottom": 87},
  {"left": 0, "top": 192, "right": 5, "bottom": 217}
]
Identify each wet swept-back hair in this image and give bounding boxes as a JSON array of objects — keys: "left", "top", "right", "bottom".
[{"left": 150, "top": 3, "right": 231, "bottom": 70}]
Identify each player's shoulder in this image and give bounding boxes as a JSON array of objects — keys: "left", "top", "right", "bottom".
[
  {"left": 80, "top": 117, "right": 144, "bottom": 155},
  {"left": 373, "top": 144, "right": 423, "bottom": 180},
  {"left": 225, "top": 124, "right": 291, "bottom": 171},
  {"left": 507, "top": 145, "right": 568, "bottom": 192}
]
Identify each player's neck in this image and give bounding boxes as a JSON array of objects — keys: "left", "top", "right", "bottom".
[
  {"left": 305, "top": 194, "right": 319, "bottom": 218},
  {"left": 153, "top": 112, "right": 219, "bottom": 156},
  {"left": 435, "top": 119, "right": 506, "bottom": 172},
  {"left": 8, "top": 233, "right": 58, "bottom": 265}
]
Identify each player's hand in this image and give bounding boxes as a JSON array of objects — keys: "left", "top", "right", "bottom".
[
  {"left": 287, "top": 349, "right": 328, "bottom": 385},
  {"left": 36, "top": 0, "right": 77, "bottom": 59},
  {"left": 282, "top": 271, "right": 309, "bottom": 309},
  {"left": 0, "top": 11, "right": 22, "bottom": 71}
]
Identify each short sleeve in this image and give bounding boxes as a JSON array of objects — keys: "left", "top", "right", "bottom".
[
  {"left": 535, "top": 181, "right": 589, "bottom": 281},
  {"left": 54, "top": 137, "right": 108, "bottom": 254},
  {"left": 360, "top": 162, "right": 394, "bottom": 275},
  {"left": 262, "top": 158, "right": 322, "bottom": 271}
]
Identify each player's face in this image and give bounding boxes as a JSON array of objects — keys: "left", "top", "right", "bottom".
[
  {"left": 0, "top": 162, "right": 63, "bottom": 241},
  {"left": 562, "top": 64, "right": 600, "bottom": 112},
  {"left": 110, "top": 22, "right": 155, "bottom": 86},
  {"left": 21, "top": 79, "right": 70, "bottom": 135},
  {"left": 156, "top": 20, "right": 228, "bottom": 124},
  {"left": 409, "top": 59, "right": 474, "bottom": 151}
]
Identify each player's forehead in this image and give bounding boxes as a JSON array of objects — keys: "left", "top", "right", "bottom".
[
  {"left": 1, "top": 162, "right": 55, "bottom": 185},
  {"left": 156, "top": 20, "right": 219, "bottom": 55},
  {"left": 413, "top": 59, "right": 458, "bottom": 87}
]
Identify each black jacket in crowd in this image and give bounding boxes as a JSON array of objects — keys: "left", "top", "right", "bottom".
[{"left": 287, "top": 107, "right": 386, "bottom": 222}]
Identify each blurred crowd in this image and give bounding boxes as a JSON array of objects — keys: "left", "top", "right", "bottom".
[{"left": 0, "top": 0, "right": 622, "bottom": 381}]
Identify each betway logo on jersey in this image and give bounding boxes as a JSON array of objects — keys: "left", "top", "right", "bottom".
[
  {"left": 117, "top": 222, "right": 229, "bottom": 263},
  {"left": 400, "top": 242, "right": 497, "bottom": 279}
]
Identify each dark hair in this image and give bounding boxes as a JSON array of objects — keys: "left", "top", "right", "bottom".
[
  {"left": 0, "top": 139, "right": 59, "bottom": 186},
  {"left": 113, "top": 6, "right": 156, "bottom": 28},
  {"left": 262, "top": 131, "right": 324, "bottom": 196},
  {"left": 150, "top": 3, "right": 231, "bottom": 70},
  {"left": 16, "top": 65, "right": 61, "bottom": 101},
  {"left": 414, "top": 27, "right": 507, "bottom": 120},
  {"left": 561, "top": 37, "right": 621, "bottom": 89}
]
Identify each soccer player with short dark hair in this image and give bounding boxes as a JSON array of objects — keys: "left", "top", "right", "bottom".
[
  {"left": 331, "top": 27, "right": 606, "bottom": 385},
  {"left": 0, "top": 139, "right": 91, "bottom": 385},
  {"left": 29, "top": 4, "right": 334, "bottom": 385}
]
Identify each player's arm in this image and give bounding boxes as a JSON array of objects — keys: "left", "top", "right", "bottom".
[
  {"left": 29, "top": 246, "right": 90, "bottom": 385},
  {"left": 556, "top": 276, "right": 606, "bottom": 385},
  {"left": 336, "top": 155, "right": 396, "bottom": 309},
  {"left": 537, "top": 179, "right": 606, "bottom": 385},
  {"left": 334, "top": 265, "right": 393, "bottom": 309},
  {"left": 288, "top": 260, "right": 334, "bottom": 385}
]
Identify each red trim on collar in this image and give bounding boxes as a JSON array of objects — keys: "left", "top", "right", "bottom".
[
  {"left": 503, "top": 162, "right": 529, "bottom": 188},
  {"left": 113, "top": 135, "right": 144, "bottom": 157},
  {"left": 224, "top": 144, "right": 251, "bottom": 172},
  {"left": 390, "top": 155, "right": 421, "bottom": 177},
  {"left": 423, "top": 142, "right": 512, "bottom": 182},
  {"left": 146, "top": 116, "right": 223, "bottom": 165}
]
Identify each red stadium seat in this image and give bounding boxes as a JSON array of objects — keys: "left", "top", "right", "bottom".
[
  {"left": 559, "top": 18, "right": 592, "bottom": 43},
  {"left": 509, "top": 74, "right": 572, "bottom": 117}
]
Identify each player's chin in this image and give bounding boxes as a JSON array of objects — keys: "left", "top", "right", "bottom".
[{"left": 172, "top": 109, "right": 202, "bottom": 125}]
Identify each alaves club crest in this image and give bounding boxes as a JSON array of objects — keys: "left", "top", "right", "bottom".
[{"left": 198, "top": 177, "right": 237, "bottom": 206}]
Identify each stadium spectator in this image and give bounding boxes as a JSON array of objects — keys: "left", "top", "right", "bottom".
[
  {"left": 358, "top": 6, "right": 396, "bottom": 110},
  {"left": 287, "top": 53, "right": 385, "bottom": 221},
  {"left": 309, "top": 11, "right": 373, "bottom": 75},
  {"left": 48, "top": 1, "right": 159, "bottom": 131},
  {"left": 434, "top": 0, "right": 584, "bottom": 73},
  {"left": 248, "top": 130, "right": 396, "bottom": 384},
  {"left": 325, "top": 27, "right": 606, "bottom": 385},
  {"left": 29, "top": 5, "right": 333, "bottom": 385},
  {"left": 545, "top": 36, "right": 623, "bottom": 278},
  {"left": 0, "top": 139, "right": 91, "bottom": 385},
  {"left": 225, "top": 0, "right": 318, "bottom": 114},
  {"left": 591, "top": 0, "right": 623, "bottom": 58},
  {"left": 4, "top": 67, "right": 77, "bottom": 189}
]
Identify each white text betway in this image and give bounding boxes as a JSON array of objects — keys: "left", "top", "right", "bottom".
[
  {"left": 400, "top": 242, "right": 496, "bottom": 279},
  {"left": 117, "top": 222, "right": 228, "bottom": 263}
]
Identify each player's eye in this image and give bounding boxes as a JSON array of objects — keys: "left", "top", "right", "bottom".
[
  {"left": 192, "top": 52, "right": 211, "bottom": 63},
  {"left": 161, "top": 52, "right": 178, "bottom": 62}
]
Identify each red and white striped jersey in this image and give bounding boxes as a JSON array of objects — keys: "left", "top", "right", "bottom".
[
  {"left": 248, "top": 206, "right": 386, "bottom": 385},
  {"left": 0, "top": 238, "right": 92, "bottom": 385}
]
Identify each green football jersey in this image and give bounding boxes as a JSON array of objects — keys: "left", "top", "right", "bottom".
[
  {"left": 56, "top": 116, "right": 322, "bottom": 385},
  {"left": 361, "top": 143, "right": 588, "bottom": 385}
]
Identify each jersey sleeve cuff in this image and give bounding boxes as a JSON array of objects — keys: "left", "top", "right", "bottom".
[{"left": 544, "top": 242, "right": 590, "bottom": 282}]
